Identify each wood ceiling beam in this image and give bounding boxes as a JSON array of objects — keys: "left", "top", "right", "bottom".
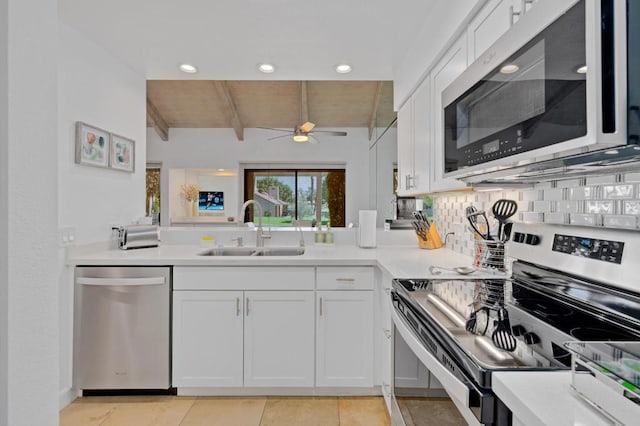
[
  {"left": 368, "top": 82, "right": 384, "bottom": 141},
  {"left": 147, "top": 98, "right": 169, "bottom": 141},
  {"left": 300, "top": 81, "right": 309, "bottom": 124},
  {"left": 214, "top": 81, "right": 244, "bottom": 141}
]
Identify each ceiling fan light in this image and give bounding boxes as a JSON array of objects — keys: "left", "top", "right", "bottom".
[
  {"left": 335, "top": 64, "right": 352, "bottom": 74},
  {"left": 293, "top": 134, "right": 309, "bottom": 143},
  {"left": 258, "top": 63, "right": 275, "bottom": 73}
]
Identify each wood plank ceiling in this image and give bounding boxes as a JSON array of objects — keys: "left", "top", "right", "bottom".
[{"left": 146, "top": 80, "right": 395, "bottom": 142}]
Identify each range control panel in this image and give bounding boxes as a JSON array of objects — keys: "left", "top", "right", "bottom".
[{"left": 552, "top": 234, "right": 624, "bottom": 264}]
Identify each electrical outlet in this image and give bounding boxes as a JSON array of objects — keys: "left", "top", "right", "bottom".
[{"left": 59, "top": 227, "right": 76, "bottom": 247}]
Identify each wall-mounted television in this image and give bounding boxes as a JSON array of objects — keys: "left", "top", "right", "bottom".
[{"left": 198, "top": 191, "right": 224, "bottom": 211}]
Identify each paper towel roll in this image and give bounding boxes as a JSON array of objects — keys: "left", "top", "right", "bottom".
[{"left": 358, "top": 210, "right": 377, "bottom": 248}]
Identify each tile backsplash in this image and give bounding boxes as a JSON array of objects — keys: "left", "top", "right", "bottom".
[{"left": 433, "top": 173, "right": 640, "bottom": 257}]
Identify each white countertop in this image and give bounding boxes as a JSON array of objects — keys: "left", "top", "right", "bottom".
[
  {"left": 66, "top": 242, "right": 505, "bottom": 281},
  {"left": 493, "top": 371, "right": 611, "bottom": 426}
]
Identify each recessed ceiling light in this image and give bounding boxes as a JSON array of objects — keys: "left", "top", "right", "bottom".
[
  {"left": 335, "top": 64, "right": 352, "bottom": 74},
  {"left": 258, "top": 63, "right": 275, "bottom": 73},
  {"left": 293, "top": 134, "right": 309, "bottom": 143},
  {"left": 500, "top": 64, "right": 519, "bottom": 74},
  {"left": 179, "top": 64, "right": 198, "bottom": 74},
  {"left": 576, "top": 65, "right": 588, "bottom": 74}
]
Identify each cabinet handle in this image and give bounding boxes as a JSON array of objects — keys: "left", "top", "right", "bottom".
[
  {"left": 509, "top": 5, "right": 521, "bottom": 26},
  {"left": 319, "top": 297, "right": 323, "bottom": 317},
  {"left": 236, "top": 297, "right": 240, "bottom": 316},
  {"left": 336, "top": 278, "right": 356, "bottom": 283},
  {"left": 405, "top": 174, "right": 414, "bottom": 189},
  {"left": 246, "top": 297, "right": 250, "bottom": 316}
]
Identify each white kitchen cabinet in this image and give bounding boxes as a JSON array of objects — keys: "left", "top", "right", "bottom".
[
  {"left": 377, "top": 270, "right": 393, "bottom": 411},
  {"left": 173, "top": 266, "right": 315, "bottom": 389},
  {"left": 430, "top": 34, "right": 469, "bottom": 193},
  {"left": 397, "top": 100, "right": 414, "bottom": 196},
  {"left": 467, "top": 0, "right": 522, "bottom": 61},
  {"left": 393, "top": 331, "right": 430, "bottom": 389},
  {"left": 316, "top": 290, "right": 374, "bottom": 387},
  {"left": 397, "top": 77, "right": 431, "bottom": 196},
  {"left": 244, "top": 290, "right": 315, "bottom": 387},
  {"left": 172, "top": 291, "right": 244, "bottom": 387}
]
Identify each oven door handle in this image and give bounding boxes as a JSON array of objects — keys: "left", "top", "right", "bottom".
[{"left": 392, "top": 307, "right": 491, "bottom": 425}]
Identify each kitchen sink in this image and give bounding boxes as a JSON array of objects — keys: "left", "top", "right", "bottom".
[
  {"left": 198, "top": 247, "right": 305, "bottom": 256},
  {"left": 252, "top": 248, "right": 305, "bottom": 256}
]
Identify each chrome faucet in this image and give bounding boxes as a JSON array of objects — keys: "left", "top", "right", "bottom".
[
  {"left": 240, "top": 199, "right": 271, "bottom": 247},
  {"left": 294, "top": 220, "right": 305, "bottom": 248}
]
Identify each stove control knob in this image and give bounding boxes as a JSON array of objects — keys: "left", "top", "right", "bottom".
[
  {"left": 512, "top": 325, "right": 527, "bottom": 337},
  {"left": 523, "top": 332, "right": 540, "bottom": 345}
]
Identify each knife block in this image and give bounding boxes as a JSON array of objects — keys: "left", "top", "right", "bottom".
[{"left": 417, "top": 223, "right": 444, "bottom": 250}]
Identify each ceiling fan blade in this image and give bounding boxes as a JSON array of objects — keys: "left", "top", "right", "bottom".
[
  {"left": 310, "top": 130, "right": 347, "bottom": 136},
  {"left": 256, "top": 126, "right": 294, "bottom": 133},
  {"left": 267, "top": 134, "right": 292, "bottom": 141},
  {"left": 308, "top": 135, "right": 320, "bottom": 145},
  {"left": 299, "top": 121, "right": 315, "bottom": 133}
]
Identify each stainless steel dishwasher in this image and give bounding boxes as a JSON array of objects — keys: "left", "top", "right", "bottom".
[{"left": 74, "top": 266, "right": 171, "bottom": 390}]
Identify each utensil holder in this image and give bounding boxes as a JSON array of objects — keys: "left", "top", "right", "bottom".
[
  {"left": 474, "top": 239, "right": 506, "bottom": 271},
  {"left": 417, "top": 223, "right": 444, "bottom": 250}
]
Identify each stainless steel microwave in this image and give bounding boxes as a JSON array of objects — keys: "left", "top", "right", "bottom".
[{"left": 442, "top": 0, "right": 640, "bottom": 182}]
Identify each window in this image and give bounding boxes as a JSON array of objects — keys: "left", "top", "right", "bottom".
[
  {"left": 146, "top": 163, "right": 161, "bottom": 224},
  {"left": 244, "top": 169, "right": 346, "bottom": 227}
]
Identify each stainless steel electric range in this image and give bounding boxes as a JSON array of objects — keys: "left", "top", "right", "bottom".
[{"left": 390, "top": 223, "right": 640, "bottom": 426}]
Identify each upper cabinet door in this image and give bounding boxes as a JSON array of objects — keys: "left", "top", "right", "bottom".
[
  {"left": 396, "top": 100, "right": 414, "bottom": 196},
  {"left": 467, "top": 0, "right": 522, "bottom": 62},
  {"left": 411, "top": 77, "right": 431, "bottom": 195},
  {"left": 431, "top": 35, "right": 469, "bottom": 193}
]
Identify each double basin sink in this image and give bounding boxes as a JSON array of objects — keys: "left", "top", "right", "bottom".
[{"left": 198, "top": 247, "right": 305, "bottom": 256}]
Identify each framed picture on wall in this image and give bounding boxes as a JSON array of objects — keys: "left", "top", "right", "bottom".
[
  {"left": 75, "top": 122, "right": 110, "bottom": 168},
  {"left": 110, "top": 133, "right": 135, "bottom": 172}
]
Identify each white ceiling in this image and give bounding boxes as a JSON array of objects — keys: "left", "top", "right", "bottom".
[{"left": 58, "top": 0, "right": 446, "bottom": 81}]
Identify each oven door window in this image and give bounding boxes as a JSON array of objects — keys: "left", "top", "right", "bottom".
[{"left": 444, "top": 0, "right": 587, "bottom": 172}]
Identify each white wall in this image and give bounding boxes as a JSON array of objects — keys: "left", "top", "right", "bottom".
[
  {"left": 57, "top": 22, "right": 147, "bottom": 406},
  {"left": 147, "top": 127, "right": 372, "bottom": 227},
  {"left": 393, "top": 0, "right": 484, "bottom": 109},
  {"left": 0, "top": 0, "right": 9, "bottom": 421},
  {"left": 1, "top": 0, "right": 59, "bottom": 424}
]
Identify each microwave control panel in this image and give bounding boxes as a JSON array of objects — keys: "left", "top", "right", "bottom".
[
  {"left": 461, "top": 131, "right": 526, "bottom": 167},
  {"left": 552, "top": 234, "right": 624, "bottom": 264}
]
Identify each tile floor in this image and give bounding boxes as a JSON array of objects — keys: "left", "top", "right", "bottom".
[{"left": 60, "top": 395, "right": 392, "bottom": 426}]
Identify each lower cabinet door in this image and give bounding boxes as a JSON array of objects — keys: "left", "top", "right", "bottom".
[
  {"left": 243, "top": 291, "right": 315, "bottom": 387},
  {"left": 316, "top": 290, "right": 374, "bottom": 387},
  {"left": 172, "top": 291, "right": 244, "bottom": 387}
]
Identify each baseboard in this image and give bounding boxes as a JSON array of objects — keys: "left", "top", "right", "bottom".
[
  {"left": 59, "top": 387, "right": 80, "bottom": 409},
  {"left": 176, "top": 386, "right": 382, "bottom": 397}
]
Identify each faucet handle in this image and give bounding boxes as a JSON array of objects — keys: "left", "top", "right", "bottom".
[{"left": 231, "top": 237, "right": 244, "bottom": 247}]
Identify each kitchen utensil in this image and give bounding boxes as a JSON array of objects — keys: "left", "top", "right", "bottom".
[
  {"left": 466, "top": 305, "right": 490, "bottom": 336},
  {"left": 491, "top": 199, "right": 518, "bottom": 241},
  {"left": 411, "top": 221, "right": 427, "bottom": 241},
  {"left": 429, "top": 265, "right": 476, "bottom": 275},
  {"left": 491, "top": 308, "right": 517, "bottom": 352},
  {"left": 466, "top": 206, "right": 491, "bottom": 240}
]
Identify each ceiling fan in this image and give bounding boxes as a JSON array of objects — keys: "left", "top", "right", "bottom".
[
  {"left": 256, "top": 81, "right": 347, "bottom": 144},
  {"left": 257, "top": 121, "right": 347, "bottom": 144}
]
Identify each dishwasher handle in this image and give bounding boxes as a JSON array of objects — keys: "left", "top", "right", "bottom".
[{"left": 77, "top": 277, "right": 166, "bottom": 286}]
